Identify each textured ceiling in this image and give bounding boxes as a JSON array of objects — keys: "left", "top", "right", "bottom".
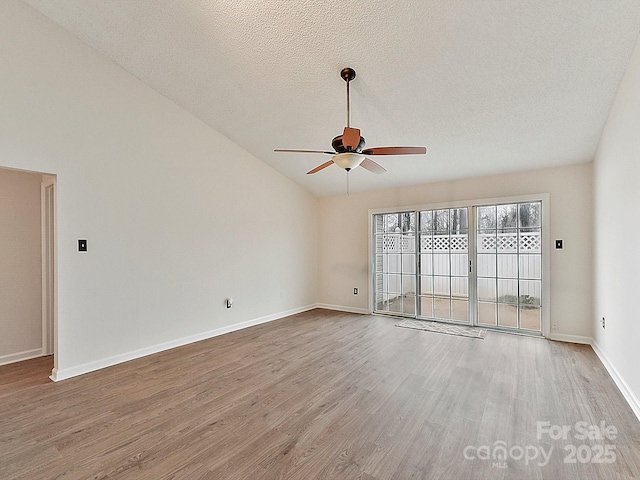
[{"left": 21, "top": 0, "right": 640, "bottom": 196}]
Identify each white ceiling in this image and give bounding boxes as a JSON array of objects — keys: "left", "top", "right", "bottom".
[{"left": 21, "top": 0, "right": 640, "bottom": 197}]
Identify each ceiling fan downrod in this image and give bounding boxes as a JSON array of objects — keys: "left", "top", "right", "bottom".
[{"left": 341, "top": 67, "right": 356, "bottom": 129}]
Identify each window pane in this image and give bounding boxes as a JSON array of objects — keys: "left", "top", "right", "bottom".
[
  {"left": 497, "top": 254, "right": 518, "bottom": 278},
  {"left": 420, "top": 211, "right": 433, "bottom": 232},
  {"left": 420, "top": 254, "right": 432, "bottom": 274},
  {"left": 450, "top": 253, "right": 468, "bottom": 276},
  {"left": 451, "top": 277, "right": 468, "bottom": 299},
  {"left": 449, "top": 208, "right": 468, "bottom": 232},
  {"left": 401, "top": 234, "right": 415, "bottom": 253},
  {"left": 497, "top": 231, "right": 518, "bottom": 252},
  {"left": 478, "top": 302, "right": 497, "bottom": 325},
  {"left": 498, "top": 279, "right": 518, "bottom": 304},
  {"left": 520, "top": 230, "right": 541, "bottom": 253},
  {"left": 382, "top": 274, "right": 389, "bottom": 294},
  {"left": 477, "top": 254, "right": 496, "bottom": 277},
  {"left": 519, "top": 203, "right": 541, "bottom": 229},
  {"left": 432, "top": 234, "right": 449, "bottom": 252},
  {"left": 478, "top": 278, "right": 496, "bottom": 302},
  {"left": 434, "top": 210, "right": 449, "bottom": 233},
  {"left": 497, "top": 204, "right": 517, "bottom": 229},
  {"left": 451, "top": 232, "right": 468, "bottom": 253},
  {"left": 402, "top": 275, "right": 416, "bottom": 295},
  {"left": 520, "top": 306, "right": 541, "bottom": 331},
  {"left": 478, "top": 231, "right": 496, "bottom": 253},
  {"left": 384, "top": 214, "right": 398, "bottom": 233},
  {"left": 388, "top": 274, "right": 401, "bottom": 294},
  {"left": 452, "top": 300, "right": 468, "bottom": 322},
  {"left": 498, "top": 303, "right": 518, "bottom": 328},
  {"left": 420, "top": 296, "right": 434, "bottom": 318},
  {"left": 519, "top": 254, "right": 542, "bottom": 280},
  {"left": 519, "top": 280, "right": 542, "bottom": 307},
  {"left": 402, "top": 254, "right": 416, "bottom": 274},
  {"left": 433, "top": 254, "right": 450, "bottom": 275},
  {"left": 434, "top": 297, "right": 451, "bottom": 319},
  {"left": 388, "top": 254, "right": 401, "bottom": 273},
  {"left": 478, "top": 206, "right": 497, "bottom": 229},
  {"left": 375, "top": 215, "right": 384, "bottom": 233},
  {"left": 389, "top": 297, "right": 402, "bottom": 313},
  {"left": 434, "top": 277, "right": 450, "bottom": 296},
  {"left": 420, "top": 234, "right": 433, "bottom": 253},
  {"left": 420, "top": 276, "right": 433, "bottom": 295},
  {"left": 403, "top": 296, "right": 416, "bottom": 315}
]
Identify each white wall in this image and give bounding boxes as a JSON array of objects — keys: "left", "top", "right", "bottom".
[
  {"left": 593, "top": 33, "right": 640, "bottom": 419},
  {"left": 318, "top": 163, "right": 593, "bottom": 340},
  {"left": 0, "top": 168, "right": 43, "bottom": 364},
  {"left": 0, "top": 1, "right": 318, "bottom": 379}
]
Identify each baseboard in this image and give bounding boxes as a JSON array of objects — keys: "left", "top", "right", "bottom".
[
  {"left": 0, "top": 348, "right": 43, "bottom": 367},
  {"left": 547, "top": 333, "right": 593, "bottom": 344},
  {"left": 591, "top": 341, "right": 640, "bottom": 423},
  {"left": 50, "top": 304, "right": 316, "bottom": 382},
  {"left": 315, "top": 303, "right": 370, "bottom": 315}
]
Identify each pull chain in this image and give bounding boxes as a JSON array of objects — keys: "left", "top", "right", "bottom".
[{"left": 347, "top": 171, "right": 350, "bottom": 196}]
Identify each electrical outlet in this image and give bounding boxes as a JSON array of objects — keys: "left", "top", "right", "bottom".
[
  {"left": 602, "top": 317, "right": 605, "bottom": 329},
  {"left": 353, "top": 288, "right": 358, "bottom": 295}
]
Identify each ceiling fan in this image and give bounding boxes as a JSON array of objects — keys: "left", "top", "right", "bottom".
[{"left": 275, "top": 67, "right": 427, "bottom": 175}]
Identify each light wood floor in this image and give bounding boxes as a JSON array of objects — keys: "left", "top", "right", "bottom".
[{"left": 1, "top": 309, "right": 639, "bottom": 479}]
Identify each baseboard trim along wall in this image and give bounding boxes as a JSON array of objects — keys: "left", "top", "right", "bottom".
[
  {"left": 50, "top": 305, "right": 317, "bottom": 382},
  {"left": 548, "top": 333, "right": 593, "bottom": 344},
  {"left": 591, "top": 341, "right": 640, "bottom": 423},
  {"left": 315, "top": 304, "right": 370, "bottom": 315},
  {"left": 0, "top": 348, "right": 43, "bottom": 367}
]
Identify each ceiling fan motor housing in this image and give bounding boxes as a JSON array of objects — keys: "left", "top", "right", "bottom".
[{"left": 332, "top": 134, "right": 365, "bottom": 153}]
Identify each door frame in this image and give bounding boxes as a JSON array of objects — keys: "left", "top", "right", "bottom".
[
  {"left": 368, "top": 193, "right": 550, "bottom": 338},
  {"left": 41, "top": 175, "right": 57, "bottom": 361}
]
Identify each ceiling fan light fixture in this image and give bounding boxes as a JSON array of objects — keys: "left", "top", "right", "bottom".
[{"left": 332, "top": 153, "right": 364, "bottom": 171}]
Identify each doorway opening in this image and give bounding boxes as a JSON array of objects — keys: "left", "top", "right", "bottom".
[{"left": 0, "top": 167, "right": 56, "bottom": 381}]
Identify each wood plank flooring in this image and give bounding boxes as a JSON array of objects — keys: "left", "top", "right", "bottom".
[{"left": 1, "top": 309, "right": 639, "bottom": 479}]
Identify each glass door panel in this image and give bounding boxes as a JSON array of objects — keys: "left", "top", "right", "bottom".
[
  {"left": 476, "top": 202, "right": 542, "bottom": 332},
  {"left": 418, "top": 208, "right": 469, "bottom": 323},
  {"left": 374, "top": 212, "right": 416, "bottom": 317}
]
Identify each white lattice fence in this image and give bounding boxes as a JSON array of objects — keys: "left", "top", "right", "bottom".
[
  {"left": 380, "top": 234, "right": 415, "bottom": 253},
  {"left": 419, "top": 234, "right": 468, "bottom": 252},
  {"left": 478, "top": 232, "right": 541, "bottom": 253}
]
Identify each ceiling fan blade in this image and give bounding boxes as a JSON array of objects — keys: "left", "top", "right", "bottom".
[
  {"left": 342, "top": 127, "right": 361, "bottom": 150},
  {"left": 307, "top": 160, "right": 335, "bottom": 174},
  {"left": 361, "top": 146, "right": 427, "bottom": 156},
  {"left": 274, "top": 149, "right": 334, "bottom": 155},
  {"left": 360, "top": 158, "right": 386, "bottom": 174}
]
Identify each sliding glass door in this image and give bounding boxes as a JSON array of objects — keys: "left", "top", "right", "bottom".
[{"left": 373, "top": 200, "right": 543, "bottom": 334}]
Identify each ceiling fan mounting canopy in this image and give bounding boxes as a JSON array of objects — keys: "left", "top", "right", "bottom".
[
  {"left": 275, "top": 67, "right": 426, "bottom": 175},
  {"left": 340, "top": 67, "right": 356, "bottom": 82}
]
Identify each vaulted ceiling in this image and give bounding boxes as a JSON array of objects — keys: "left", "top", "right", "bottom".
[{"left": 21, "top": 0, "right": 640, "bottom": 196}]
